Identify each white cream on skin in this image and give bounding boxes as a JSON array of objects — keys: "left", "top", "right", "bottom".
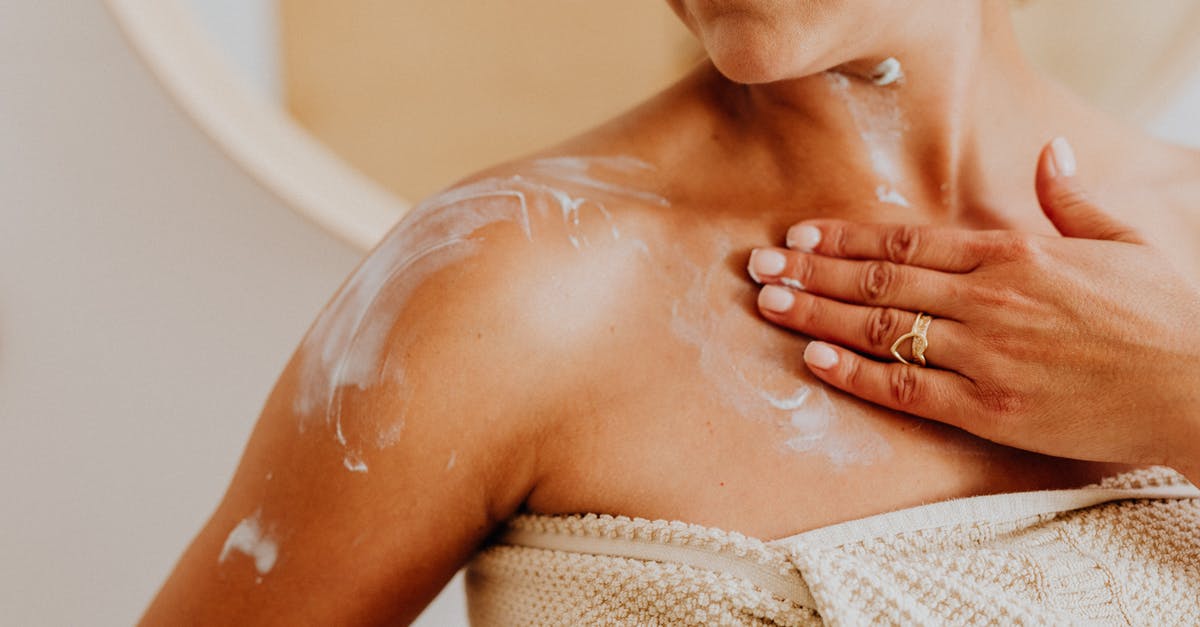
[
  {"left": 376, "top": 422, "right": 404, "bottom": 449},
  {"left": 762, "top": 387, "right": 813, "bottom": 411},
  {"left": 219, "top": 509, "right": 278, "bottom": 577},
  {"left": 296, "top": 152, "right": 889, "bottom": 472},
  {"left": 870, "top": 57, "right": 904, "bottom": 86},
  {"left": 875, "top": 184, "right": 912, "bottom": 208},
  {"left": 827, "top": 65, "right": 913, "bottom": 210},
  {"left": 293, "top": 156, "right": 668, "bottom": 472},
  {"left": 529, "top": 156, "right": 671, "bottom": 209},
  {"left": 670, "top": 245, "right": 890, "bottom": 467},
  {"left": 342, "top": 451, "right": 368, "bottom": 473}
]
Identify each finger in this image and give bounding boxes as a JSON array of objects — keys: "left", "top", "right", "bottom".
[
  {"left": 802, "top": 341, "right": 981, "bottom": 427},
  {"left": 785, "top": 220, "right": 991, "bottom": 272},
  {"left": 1035, "top": 137, "right": 1145, "bottom": 244},
  {"left": 757, "top": 285, "right": 972, "bottom": 371},
  {"left": 749, "top": 247, "right": 965, "bottom": 317}
]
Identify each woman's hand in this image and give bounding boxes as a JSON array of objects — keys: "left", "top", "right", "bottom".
[{"left": 748, "top": 138, "right": 1200, "bottom": 480}]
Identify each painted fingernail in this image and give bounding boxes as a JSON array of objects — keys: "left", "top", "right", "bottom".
[
  {"left": 804, "top": 342, "right": 840, "bottom": 369},
  {"left": 1050, "top": 137, "right": 1076, "bottom": 177},
  {"left": 786, "top": 225, "right": 822, "bottom": 252},
  {"left": 748, "top": 249, "right": 787, "bottom": 282},
  {"left": 758, "top": 285, "right": 795, "bottom": 313}
]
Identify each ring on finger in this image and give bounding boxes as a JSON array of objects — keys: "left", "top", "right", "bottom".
[{"left": 890, "top": 312, "right": 933, "bottom": 367}]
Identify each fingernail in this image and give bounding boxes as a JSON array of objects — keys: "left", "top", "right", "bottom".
[
  {"left": 786, "top": 225, "right": 821, "bottom": 252},
  {"left": 804, "top": 342, "right": 839, "bottom": 369},
  {"left": 758, "top": 285, "right": 795, "bottom": 313},
  {"left": 748, "top": 249, "right": 787, "bottom": 282},
  {"left": 1050, "top": 137, "right": 1076, "bottom": 177}
]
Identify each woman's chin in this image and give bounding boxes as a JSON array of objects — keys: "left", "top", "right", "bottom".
[
  {"left": 708, "top": 49, "right": 793, "bottom": 85},
  {"left": 703, "top": 30, "right": 813, "bottom": 85}
]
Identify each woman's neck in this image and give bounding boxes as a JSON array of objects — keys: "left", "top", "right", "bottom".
[{"left": 711, "top": 1, "right": 1065, "bottom": 227}]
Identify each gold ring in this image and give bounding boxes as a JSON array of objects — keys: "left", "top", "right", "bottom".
[{"left": 890, "top": 312, "right": 932, "bottom": 367}]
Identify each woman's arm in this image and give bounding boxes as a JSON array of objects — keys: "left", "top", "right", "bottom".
[
  {"left": 139, "top": 214, "right": 565, "bottom": 625},
  {"left": 748, "top": 138, "right": 1200, "bottom": 484}
]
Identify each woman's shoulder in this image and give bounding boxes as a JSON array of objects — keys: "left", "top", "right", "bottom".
[
  {"left": 373, "top": 152, "right": 676, "bottom": 386},
  {"left": 393, "top": 152, "right": 673, "bottom": 285}
]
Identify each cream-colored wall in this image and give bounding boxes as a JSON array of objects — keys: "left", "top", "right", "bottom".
[
  {"left": 279, "top": 1, "right": 700, "bottom": 203},
  {"left": 0, "top": 2, "right": 465, "bottom": 625},
  {"left": 1011, "top": 0, "right": 1200, "bottom": 121}
]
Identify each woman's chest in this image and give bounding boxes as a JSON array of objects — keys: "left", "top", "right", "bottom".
[{"left": 526, "top": 232, "right": 1134, "bottom": 538}]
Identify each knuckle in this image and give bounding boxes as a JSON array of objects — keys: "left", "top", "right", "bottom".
[
  {"left": 841, "top": 355, "right": 864, "bottom": 389},
  {"left": 962, "top": 238, "right": 993, "bottom": 268},
  {"left": 991, "top": 234, "right": 1041, "bottom": 263},
  {"left": 964, "top": 282, "right": 1017, "bottom": 309},
  {"left": 883, "top": 225, "right": 921, "bottom": 264},
  {"left": 792, "top": 257, "right": 816, "bottom": 291},
  {"left": 974, "top": 382, "right": 1023, "bottom": 417},
  {"left": 888, "top": 365, "right": 921, "bottom": 408},
  {"left": 865, "top": 307, "right": 906, "bottom": 351},
  {"left": 859, "top": 261, "right": 899, "bottom": 304},
  {"left": 826, "top": 224, "right": 850, "bottom": 257},
  {"left": 792, "top": 294, "right": 821, "bottom": 328}
]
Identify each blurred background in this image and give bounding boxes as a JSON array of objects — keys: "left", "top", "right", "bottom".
[{"left": 2, "top": 1, "right": 1199, "bottom": 625}]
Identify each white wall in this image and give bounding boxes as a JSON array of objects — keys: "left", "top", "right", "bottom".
[
  {"left": 1149, "top": 67, "right": 1200, "bottom": 149},
  {"left": 0, "top": 2, "right": 467, "bottom": 625},
  {"left": 179, "top": 0, "right": 281, "bottom": 100}
]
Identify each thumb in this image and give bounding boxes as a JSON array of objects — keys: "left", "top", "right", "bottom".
[{"left": 1036, "top": 137, "right": 1143, "bottom": 243}]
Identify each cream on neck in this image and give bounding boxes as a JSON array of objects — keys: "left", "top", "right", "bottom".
[{"left": 723, "top": 2, "right": 1050, "bottom": 216}]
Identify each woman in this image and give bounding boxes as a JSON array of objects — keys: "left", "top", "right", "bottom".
[{"left": 141, "top": 0, "right": 1200, "bottom": 624}]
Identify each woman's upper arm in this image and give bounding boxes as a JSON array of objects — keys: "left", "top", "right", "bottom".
[{"left": 140, "top": 218, "right": 562, "bottom": 626}]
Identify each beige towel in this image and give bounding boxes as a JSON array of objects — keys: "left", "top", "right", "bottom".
[{"left": 466, "top": 467, "right": 1200, "bottom": 625}]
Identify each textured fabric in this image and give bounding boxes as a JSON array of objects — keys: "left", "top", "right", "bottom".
[{"left": 466, "top": 467, "right": 1200, "bottom": 625}]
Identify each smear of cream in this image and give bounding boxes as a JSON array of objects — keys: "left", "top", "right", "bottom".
[
  {"left": 343, "top": 451, "right": 368, "bottom": 473},
  {"left": 785, "top": 408, "right": 833, "bottom": 452},
  {"left": 375, "top": 422, "right": 404, "bottom": 449},
  {"left": 668, "top": 240, "right": 888, "bottom": 468},
  {"left": 875, "top": 184, "right": 911, "bottom": 208},
  {"left": 870, "top": 57, "right": 904, "bottom": 86},
  {"left": 292, "top": 156, "right": 669, "bottom": 471},
  {"left": 219, "top": 509, "right": 278, "bottom": 576},
  {"left": 779, "top": 277, "right": 804, "bottom": 290},
  {"left": 445, "top": 450, "right": 457, "bottom": 471},
  {"left": 762, "top": 387, "right": 812, "bottom": 411},
  {"left": 528, "top": 156, "right": 670, "bottom": 208},
  {"left": 827, "top": 70, "right": 910, "bottom": 207}
]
